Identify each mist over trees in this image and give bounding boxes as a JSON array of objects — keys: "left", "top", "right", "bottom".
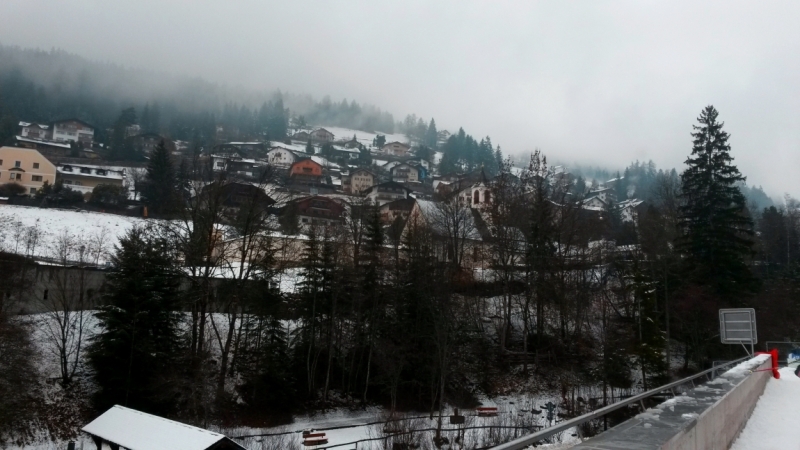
[
  {"left": 1, "top": 43, "right": 799, "bottom": 450},
  {"left": 0, "top": 45, "right": 396, "bottom": 147}
]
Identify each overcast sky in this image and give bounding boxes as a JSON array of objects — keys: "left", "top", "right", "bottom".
[{"left": 1, "top": 1, "right": 799, "bottom": 198}]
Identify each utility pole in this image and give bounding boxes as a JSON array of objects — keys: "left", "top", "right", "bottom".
[{"left": 665, "top": 267, "right": 670, "bottom": 373}]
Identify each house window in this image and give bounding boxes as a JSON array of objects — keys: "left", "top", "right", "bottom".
[
  {"left": 9, "top": 173, "right": 18, "bottom": 180},
  {"left": 63, "top": 166, "right": 73, "bottom": 172},
  {"left": 474, "top": 191, "right": 480, "bottom": 204},
  {"left": 80, "top": 168, "right": 91, "bottom": 174},
  {"left": 96, "top": 170, "right": 106, "bottom": 176},
  {"left": 29, "top": 188, "right": 36, "bottom": 194},
  {"left": 33, "top": 163, "right": 39, "bottom": 169},
  {"left": 15, "top": 161, "right": 21, "bottom": 168},
  {"left": 0, "top": 159, "right": 3, "bottom": 165},
  {"left": 32, "top": 175, "right": 42, "bottom": 182},
  {"left": 484, "top": 190, "right": 491, "bottom": 204}
]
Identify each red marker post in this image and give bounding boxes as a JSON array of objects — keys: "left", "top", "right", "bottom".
[{"left": 754, "top": 349, "right": 780, "bottom": 379}]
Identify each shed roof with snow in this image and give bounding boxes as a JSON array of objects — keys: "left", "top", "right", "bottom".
[{"left": 82, "top": 405, "right": 245, "bottom": 450}]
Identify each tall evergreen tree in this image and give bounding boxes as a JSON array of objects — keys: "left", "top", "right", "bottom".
[
  {"left": 424, "top": 118, "right": 438, "bottom": 149},
  {"left": 109, "top": 107, "right": 138, "bottom": 161},
  {"left": 142, "top": 140, "right": 177, "bottom": 215},
  {"left": 678, "top": 106, "right": 756, "bottom": 297},
  {"left": 87, "top": 225, "right": 183, "bottom": 414}
]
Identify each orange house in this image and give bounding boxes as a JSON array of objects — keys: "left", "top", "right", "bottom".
[{"left": 289, "top": 158, "right": 324, "bottom": 184}]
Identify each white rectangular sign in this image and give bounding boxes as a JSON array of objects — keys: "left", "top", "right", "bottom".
[{"left": 719, "top": 308, "right": 757, "bottom": 344}]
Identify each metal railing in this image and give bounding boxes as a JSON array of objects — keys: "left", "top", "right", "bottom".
[{"left": 491, "top": 355, "right": 751, "bottom": 450}]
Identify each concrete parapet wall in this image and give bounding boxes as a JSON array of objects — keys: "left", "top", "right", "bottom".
[{"left": 573, "top": 355, "right": 771, "bottom": 450}]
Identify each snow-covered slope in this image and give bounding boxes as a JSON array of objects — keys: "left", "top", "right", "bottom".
[
  {"left": 0, "top": 205, "right": 145, "bottom": 263},
  {"left": 304, "top": 126, "right": 410, "bottom": 148}
]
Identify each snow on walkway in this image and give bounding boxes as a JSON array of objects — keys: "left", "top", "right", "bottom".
[{"left": 730, "top": 366, "right": 800, "bottom": 450}]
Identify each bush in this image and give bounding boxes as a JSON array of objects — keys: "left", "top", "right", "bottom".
[
  {"left": 36, "top": 180, "right": 85, "bottom": 206},
  {"left": 90, "top": 184, "right": 128, "bottom": 207},
  {"left": 0, "top": 182, "right": 26, "bottom": 197}
]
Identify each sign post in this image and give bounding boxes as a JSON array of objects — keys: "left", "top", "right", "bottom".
[{"left": 719, "top": 308, "right": 757, "bottom": 356}]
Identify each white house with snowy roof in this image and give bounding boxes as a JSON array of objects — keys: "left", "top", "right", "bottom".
[
  {"left": 618, "top": 198, "right": 645, "bottom": 223},
  {"left": 82, "top": 405, "right": 245, "bottom": 450},
  {"left": 266, "top": 146, "right": 300, "bottom": 167}
]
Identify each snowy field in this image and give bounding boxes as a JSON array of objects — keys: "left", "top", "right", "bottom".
[
  {"left": 0, "top": 205, "right": 145, "bottom": 264},
  {"left": 730, "top": 366, "right": 800, "bottom": 450}
]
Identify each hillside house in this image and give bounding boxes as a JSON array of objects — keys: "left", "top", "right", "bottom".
[
  {"left": 404, "top": 199, "right": 492, "bottom": 270},
  {"left": 213, "top": 143, "right": 242, "bottom": 157},
  {"left": 379, "top": 198, "right": 415, "bottom": 224},
  {"left": 211, "top": 154, "right": 236, "bottom": 172},
  {"left": 132, "top": 134, "right": 175, "bottom": 155},
  {"left": 52, "top": 119, "right": 95, "bottom": 146},
  {"left": 227, "top": 158, "right": 267, "bottom": 179},
  {"left": 266, "top": 146, "right": 299, "bottom": 167},
  {"left": 363, "top": 181, "right": 412, "bottom": 206},
  {"left": 14, "top": 136, "right": 76, "bottom": 158},
  {"left": 582, "top": 195, "right": 608, "bottom": 210},
  {"left": 342, "top": 168, "right": 376, "bottom": 194},
  {"left": 293, "top": 130, "right": 311, "bottom": 141},
  {"left": 228, "top": 141, "right": 267, "bottom": 155},
  {"left": 454, "top": 169, "right": 492, "bottom": 208},
  {"left": 57, "top": 164, "right": 125, "bottom": 195},
  {"left": 292, "top": 195, "right": 346, "bottom": 227},
  {"left": 289, "top": 158, "right": 324, "bottom": 184},
  {"left": 199, "top": 181, "right": 275, "bottom": 219},
  {"left": 310, "top": 128, "right": 335, "bottom": 142},
  {"left": 382, "top": 161, "right": 401, "bottom": 171},
  {"left": 332, "top": 145, "right": 361, "bottom": 160},
  {"left": 588, "top": 186, "right": 614, "bottom": 203},
  {"left": 0, "top": 146, "right": 57, "bottom": 195},
  {"left": 343, "top": 136, "right": 363, "bottom": 149},
  {"left": 18, "top": 122, "right": 50, "bottom": 140},
  {"left": 618, "top": 199, "right": 645, "bottom": 223},
  {"left": 381, "top": 141, "right": 411, "bottom": 157},
  {"left": 390, "top": 162, "right": 420, "bottom": 183}
]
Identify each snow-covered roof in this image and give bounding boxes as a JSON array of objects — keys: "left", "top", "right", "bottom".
[
  {"left": 15, "top": 135, "right": 72, "bottom": 148},
  {"left": 618, "top": 199, "right": 644, "bottom": 209},
  {"left": 333, "top": 145, "right": 360, "bottom": 154},
  {"left": 432, "top": 180, "right": 451, "bottom": 190},
  {"left": 58, "top": 164, "right": 125, "bottom": 180},
  {"left": 82, "top": 405, "right": 244, "bottom": 450},
  {"left": 309, "top": 155, "right": 340, "bottom": 169},
  {"left": 19, "top": 121, "right": 49, "bottom": 129}
]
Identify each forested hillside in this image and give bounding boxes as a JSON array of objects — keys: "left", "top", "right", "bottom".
[{"left": 0, "top": 45, "right": 396, "bottom": 146}]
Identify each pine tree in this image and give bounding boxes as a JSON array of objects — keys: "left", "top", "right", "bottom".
[
  {"left": 305, "top": 140, "right": 315, "bottom": 155},
  {"left": 142, "top": 140, "right": 177, "bottom": 215},
  {"left": 678, "top": 106, "right": 756, "bottom": 297},
  {"left": 425, "top": 118, "right": 438, "bottom": 149},
  {"left": 87, "top": 225, "right": 183, "bottom": 414}
]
